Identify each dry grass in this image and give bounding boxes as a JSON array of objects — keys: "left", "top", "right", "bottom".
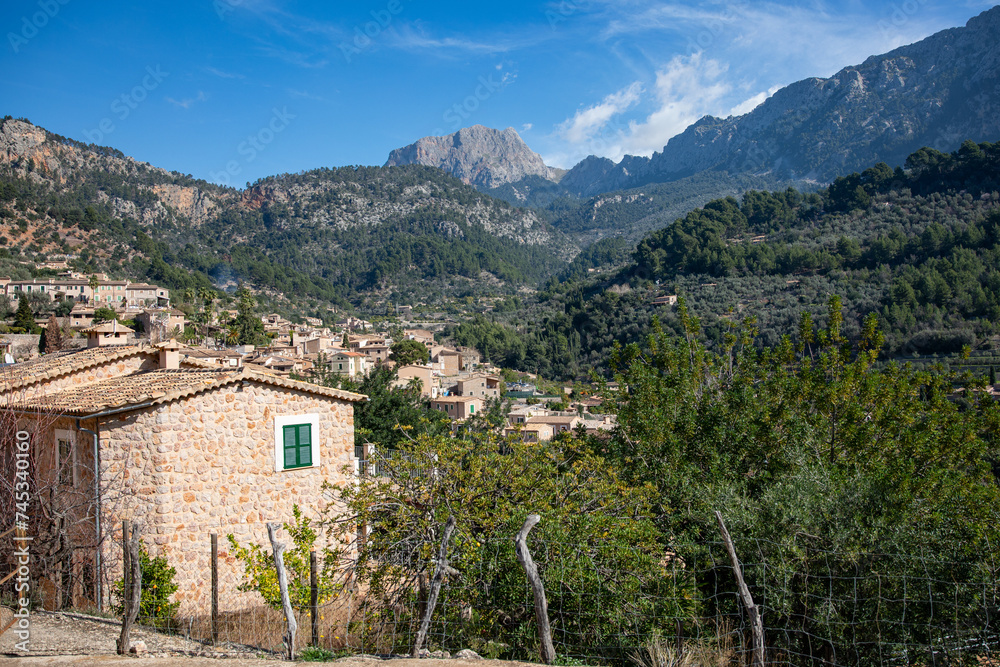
[
  {"left": 173, "top": 594, "right": 412, "bottom": 655},
  {"left": 629, "top": 624, "right": 739, "bottom": 667}
]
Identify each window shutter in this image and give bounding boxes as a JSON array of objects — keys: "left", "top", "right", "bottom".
[
  {"left": 283, "top": 423, "right": 313, "bottom": 469},
  {"left": 283, "top": 426, "right": 298, "bottom": 467},
  {"left": 298, "top": 424, "right": 312, "bottom": 466}
]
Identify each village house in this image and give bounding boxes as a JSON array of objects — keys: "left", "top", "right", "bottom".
[
  {"left": 430, "top": 347, "right": 464, "bottom": 374},
  {"left": 430, "top": 395, "right": 482, "bottom": 421},
  {"left": 526, "top": 414, "right": 583, "bottom": 435},
  {"left": 447, "top": 373, "right": 502, "bottom": 399},
  {"left": 0, "top": 277, "right": 169, "bottom": 308},
  {"left": 1, "top": 339, "right": 366, "bottom": 614},
  {"left": 504, "top": 422, "right": 554, "bottom": 443},
  {"left": 359, "top": 344, "right": 390, "bottom": 365},
  {"left": 327, "top": 350, "right": 369, "bottom": 379},
  {"left": 83, "top": 321, "right": 135, "bottom": 348},
  {"left": 403, "top": 329, "right": 436, "bottom": 347},
  {"left": 184, "top": 347, "right": 243, "bottom": 368},
  {"left": 394, "top": 364, "right": 436, "bottom": 398},
  {"left": 134, "top": 308, "right": 187, "bottom": 338}
]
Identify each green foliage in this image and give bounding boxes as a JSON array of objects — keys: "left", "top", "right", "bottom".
[
  {"left": 322, "top": 365, "right": 450, "bottom": 449},
  {"left": 232, "top": 286, "right": 266, "bottom": 346},
  {"left": 601, "top": 299, "right": 1000, "bottom": 660},
  {"left": 111, "top": 544, "right": 180, "bottom": 630},
  {"left": 325, "top": 430, "right": 691, "bottom": 660},
  {"left": 91, "top": 307, "right": 117, "bottom": 324},
  {"left": 13, "top": 296, "right": 38, "bottom": 333},
  {"left": 227, "top": 505, "right": 340, "bottom": 613},
  {"left": 298, "top": 646, "right": 352, "bottom": 661},
  {"left": 389, "top": 339, "right": 428, "bottom": 366}
]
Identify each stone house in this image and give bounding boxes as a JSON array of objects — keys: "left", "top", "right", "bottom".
[
  {"left": 394, "top": 364, "right": 435, "bottom": 398},
  {"left": 431, "top": 348, "right": 463, "bottom": 374},
  {"left": 2, "top": 340, "right": 365, "bottom": 614},
  {"left": 83, "top": 321, "right": 135, "bottom": 347},
  {"left": 403, "top": 329, "right": 436, "bottom": 347},
  {"left": 328, "top": 350, "right": 369, "bottom": 379},
  {"left": 430, "top": 395, "right": 482, "bottom": 421},
  {"left": 504, "top": 422, "right": 554, "bottom": 443},
  {"left": 450, "top": 373, "right": 501, "bottom": 399},
  {"left": 526, "top": 415, "right": 583, "bottom": 435},
  {"left": 135, "top": 308, "right": 187, "bottom": 338},
  {"left": 360, "top": 344, "right": 390, "bottom": 365}
]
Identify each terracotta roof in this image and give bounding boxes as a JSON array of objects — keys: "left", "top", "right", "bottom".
[
  {"left": 83, "top": 321, "right": 134, "bottom": 334},
  {"left": 527, "top": 415, "right": 581, "bottom": 425},
  {"left": 33, "top": 366, "right": 365, "bottom": 415},
  {"left": 0, "top": 345, "right": 153, "bottom": 392}
]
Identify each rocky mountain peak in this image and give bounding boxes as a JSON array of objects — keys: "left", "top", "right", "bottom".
[{"left": 385, "top": 125, "right": 555, "bottom": 190}]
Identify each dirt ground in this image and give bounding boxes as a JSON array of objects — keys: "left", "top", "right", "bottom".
[{"left": 1, "top": 611, "right": 543, "bottom": 667}]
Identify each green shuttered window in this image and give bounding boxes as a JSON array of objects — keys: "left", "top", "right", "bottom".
[{"left": 282, "top": 423, "right": 312, "bottom": 469}]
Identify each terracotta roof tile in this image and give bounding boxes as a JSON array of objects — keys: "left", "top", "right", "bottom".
[
  {"left": 34, "top": 366, "right": 365, "bottom": 415},
  {"left": 0, "top": 345, "right": 153, "bottom": 392}
]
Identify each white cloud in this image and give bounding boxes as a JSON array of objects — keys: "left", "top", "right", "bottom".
[
  {"left": 727, "top": 84, "right": 781, "bottom": 117},
  {"left": 204, "top": 66, "right": 245, "bottom": 80},
  {"left": 546, "top": 53, "right": 778, "bottom": 167},
  {"left": 557, "top": 81, "right": 642, "bottom": 145},
  {"left": 521, "top": 123, "right": 533, "bottom": 133},
  {"left": 166, "top": 91, "right": 208, "bottom": 109},
  {"left": 621, "top": 53, "right": 730, "bottom": 156}
]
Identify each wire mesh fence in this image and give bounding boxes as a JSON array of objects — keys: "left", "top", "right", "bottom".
[{"left": 124, "top": 524, "right": 999, "bottom": 666}]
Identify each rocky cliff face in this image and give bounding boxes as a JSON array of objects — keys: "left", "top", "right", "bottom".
[
  {"left": 561, "top": 5, "right": 1000, "bottom": 193},
  {"left": 0, "top": 118, "right": 228, "bottom": 226},
  {"left": 385, "top": 125, "right": 556, "bottom": 190}
]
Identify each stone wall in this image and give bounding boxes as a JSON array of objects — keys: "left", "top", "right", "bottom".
[
  {"left": 98, "top": 379, "right": 356, "bottom": 614},
  {"left": 1, "top": 333, "right": 41, "bottom": 361}
]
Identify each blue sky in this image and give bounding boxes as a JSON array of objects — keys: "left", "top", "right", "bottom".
[{"left": 2, "top": 0, "right": 997, "bottom": 186}]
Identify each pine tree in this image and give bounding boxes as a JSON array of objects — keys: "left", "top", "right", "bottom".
[
  {"left": 13, "top": 297, "right": 37, "bottom": 333},
  {"left": 44, "top": 314, "right": 63, "bottom": 353}
]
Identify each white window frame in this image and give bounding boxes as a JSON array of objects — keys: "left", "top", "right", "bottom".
[
  {"left": 273, "top": 414, "right": 320, "bottom": 472},
  {"left": 55, "top": 429, "right": 78, "bottom": 487}
]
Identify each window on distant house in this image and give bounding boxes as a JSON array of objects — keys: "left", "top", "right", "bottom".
[
  {"left": 55, "top": 429, "right": 77, "bottom": 486},
  {"left": 273, "top": 414, "right": 320, "bottom": 472}
]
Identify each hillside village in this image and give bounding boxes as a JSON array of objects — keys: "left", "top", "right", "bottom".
[{"left": 0, "top": 272, "right": 616, "bottom": 446}]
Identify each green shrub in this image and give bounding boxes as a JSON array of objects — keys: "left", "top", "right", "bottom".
[{"left": 111, "top": 543, "right": 180, "bottom": 630}]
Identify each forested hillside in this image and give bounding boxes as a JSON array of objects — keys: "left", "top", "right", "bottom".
[{"left": 452, "top": 141, "right": 1000, "bottom": 380}]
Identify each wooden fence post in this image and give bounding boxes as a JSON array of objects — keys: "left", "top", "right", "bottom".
[
  {"left": 310, "top": 549, "right": 319, "bottom": 647},
  {"left": 412, "top": 515, "right": 457, "bottom": 658},
  {"left": 116, "top": 522, "right": 141, "bottom": 655},
  {"left": 267, "top": 522, "right": 297, "bottom": 660},
  {"left": 715, "top": 511, "right": 765, "bottom": 667},
  {"left": 514, "top": 514, "right": 556, "bottom": 665},
  {"left": 211, "top": 533, "right": 219, "bottom": 645}
]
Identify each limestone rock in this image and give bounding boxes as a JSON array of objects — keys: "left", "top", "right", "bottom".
[
  {"left": 454, "top": 649, "right": 483, "bottom": 660},
  {"left": 386, "top": 125, "right": 555, "bottom": 190}
]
